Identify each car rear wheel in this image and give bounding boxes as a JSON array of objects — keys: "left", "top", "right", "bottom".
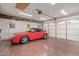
[
  {"left": 20, "top": 36, "right": 29, "bottom": 44},
  {"left": 43, "top": 34, "right": 48, "bottom": 39}
]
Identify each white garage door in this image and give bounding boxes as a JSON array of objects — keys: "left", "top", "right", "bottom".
[
  {"left": 57, "top": 21, "right": 66, "bottom": 39},
  {"left": 67, "top": 19, "right": 79, "bottom": 41},
  {"left": 43, "top": 19, "right": 79, "bottom": 42},
  {"left": 49, "top": 21, "right": 55, "bottom": 37},
  {"left": 43, "top": 20, "right": 67, "bottom": 39},
  {"left": 43, "top": 23, "right": 49, "bottom": 33}
]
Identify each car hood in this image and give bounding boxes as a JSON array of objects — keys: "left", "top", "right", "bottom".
[
  {"left": 12, "top": 32, "right": 30, "bottom": 37},
  {"left": 14, "top": 31, "right": 29, "bottom": 35}
]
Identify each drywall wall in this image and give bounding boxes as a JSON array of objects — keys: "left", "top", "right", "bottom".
[{"left": 0, "top": 18, "right": 41, "bottom": 40}]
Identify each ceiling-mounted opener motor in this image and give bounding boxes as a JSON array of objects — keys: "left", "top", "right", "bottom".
[{"left": 34, "top": 9, "right": 56, "bottom": 20}]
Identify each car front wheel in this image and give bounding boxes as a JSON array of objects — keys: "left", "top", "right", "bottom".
[{"left": 20, "top": 36, "right": 29, "bottom": 44}]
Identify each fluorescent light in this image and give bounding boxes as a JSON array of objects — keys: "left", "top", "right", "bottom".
[
  {"left": 58, "top": 21, "right": 65, "bottom": 24},
  {"left": 68, "top": 20, "right": 79, "bottom": 23},
  {"left": 61, "top": 10, "right": 67, "bottom": 15},
  {"left": 40, "top": 17, "right": 47, "bottom": 20},
  {"left": 50, "top": 3, "right": 56, "bottom": 5},
  {"left": 19, "top": 12, "right": 32, "bottom": 17}
]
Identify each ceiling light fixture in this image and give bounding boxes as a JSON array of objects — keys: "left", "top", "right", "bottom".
[
  {"left": 61, "top": 10, "right": 67, "bottom": 15},
  {"left": 68, "top": 20, "right": 79, "bottom": 23},
  {"left": 19, "top": 12, "right": 32, "bottom": 17},
  {"left": 58, "top": 21, "right": 65, "bottom": 24},
  {"left": 50, "top": 3, "right": 56, "bottom": 5},
  {"left": 40, "top": 17, "right": 47, "bottom": 20}
]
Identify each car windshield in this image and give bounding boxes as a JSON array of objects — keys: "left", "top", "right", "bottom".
[{"left": 29, "top": 28, "right": 35, "bottom": 32}]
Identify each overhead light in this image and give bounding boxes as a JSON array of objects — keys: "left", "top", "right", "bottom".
[
  {"left": 68, "top": 20, "right": 79, "bottom": 23},
  {"left": 40, "top": 17, "right": 47, "bottom": 21},
  {"left": 50, "top": 3, "right": 56, "bottom": 5},
  {"left": 58, "top": 21, "right": 65, "bottom": 24},
  {"left": 19, "top": 12, "right": 32, "bottom": 17},
  {"left": 61, "top": 10, "right": 67, "bottom": 15}
]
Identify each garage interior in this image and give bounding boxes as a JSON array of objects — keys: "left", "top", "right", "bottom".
[{"left": 0, "top": 3, "right": 79, "bottom": 56}]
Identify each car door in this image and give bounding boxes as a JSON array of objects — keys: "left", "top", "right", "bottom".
[
  {"left": 25, "top": 28, "right": 35, "bottom": 40},
  {"left": 27, "top": 28, "right": 40, "bottom": 40},
  {"left": 28, "top": 28, "right": 43, "bottom": 40},
  {"left": 30, "top": 29, "right": 42, "bottom": 40},
  {"left": 32, "top": 29, "right": 40, "bottom": 39},
  {"left": 34, "top": 29, "right": 43, "bottom": 39},
  {"left": 37, "top": 29, "right": 44, "bottom": 38}
]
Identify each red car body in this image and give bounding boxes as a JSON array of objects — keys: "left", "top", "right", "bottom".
[{"left": 11, "top": 28, "right": 47, "bottom": 44}]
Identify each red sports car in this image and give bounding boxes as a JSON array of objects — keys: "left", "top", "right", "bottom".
[{"left": 11, "top": 28, "right": 48, "bottom": 44}]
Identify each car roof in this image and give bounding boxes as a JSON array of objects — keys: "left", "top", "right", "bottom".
[{"left": 31, "top": 28, "right": 41, "bottom": 30}]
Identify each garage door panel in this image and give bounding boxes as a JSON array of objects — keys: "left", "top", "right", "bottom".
[
  {"left": 67, "top": 29, "right": 79, "bottom": 35},
  {"left": 57, "top": 33, "right": 66, "bottom": 39},
  {"left": 67, "top": 19, "right": 79, "bottom": 41},
  {"left": 49, "top": 26, "right": 55, "bottom": 29},
  {"left": 67, "top": 24, "right": 79, "bottom": 30},
  {"left": 57, "top": 29, "right": 66, "bottom": 34},
  {"left": 67, "top": 35, "right": 79, "bottom": 41},
  {"left": 43, "top": 24, "right": 48, "bottom": 33},
  {"left": 49, "top": 33, "right": 55, "bottom": 37},
  {"left": 57, "top": 21, "right": 66, "bottom": 39}
]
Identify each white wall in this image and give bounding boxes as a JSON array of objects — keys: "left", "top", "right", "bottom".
[
  {"left": 0, "top": 18, "right": 41, "bottom": 40},
  {"left": 43, "top": 15, "right": 79, "bottom": 41}
]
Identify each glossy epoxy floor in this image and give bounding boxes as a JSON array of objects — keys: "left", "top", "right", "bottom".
[{"left": 0, "top": 37, "right": 79, "bottom": 56}]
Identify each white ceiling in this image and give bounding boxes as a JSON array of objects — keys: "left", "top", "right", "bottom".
[{"left": 0, "top": 3, "right": 79, "bottom": 21}]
